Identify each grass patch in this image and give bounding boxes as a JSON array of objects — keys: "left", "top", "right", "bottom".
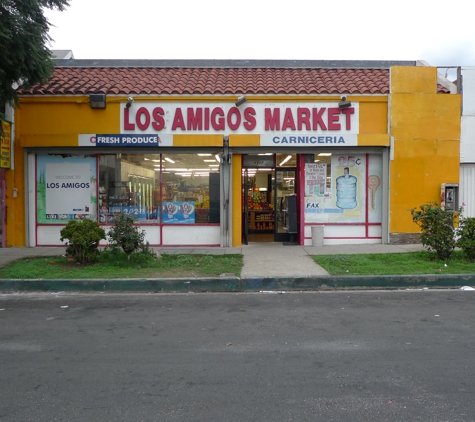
[
  {"left": 0, "top": 250, "right": 243, "bottom": 279},
  {"left": 313, "top": 250, "right": 475, "bottom": 276}
]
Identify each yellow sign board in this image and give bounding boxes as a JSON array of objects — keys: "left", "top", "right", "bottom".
[{"left": 1, "top": 121, "right": 11, "bottom": 169}]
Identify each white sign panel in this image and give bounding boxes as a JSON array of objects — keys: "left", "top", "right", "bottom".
[
  {"left": 120, "top": 102, "right": 359, "bottom": 142},
  {"left": 45, "top": 163, "right": 92, "bottom": 214}
]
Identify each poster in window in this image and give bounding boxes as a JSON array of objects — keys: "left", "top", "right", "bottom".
[
  {"left": 304, "top": 155, "right": 367, "bottom": 223},
  {"left": 162, "top": 201, "right": 195, "bottom": 224},
  {"left": 37, "top": 155, "right": 97, "bottom": 224}
]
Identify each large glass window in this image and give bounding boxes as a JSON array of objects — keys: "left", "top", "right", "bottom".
[
  {"left": 98, "top": 153, "right": 220, "bottom": 224},
  {"left": 304, "top": 153, "right": 382, "bottom": 223},
  {"left": 162, "top": 153, "right": 220, "bottom": 224}
]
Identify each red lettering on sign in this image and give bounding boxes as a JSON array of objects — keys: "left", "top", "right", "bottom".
[
  {"left": 340, "top": 107, "right": 354, "bottom": 130},
  {"left": 152, "top": 107, "right": 165, "bottom": 131},
  {"left": 282, "top": 108, "right": 296, "bottom": 131},
  {"left": 204, "top": 108, "right": 210, "bottom": 130},
  {"left": 297, "top": 108, "right": 311, "bottom": 130},
  {"left": 124, "top": 108, "right": 135, "bottom": 130},
  {"left": 227, "top": 107, "right": 241, "bottom": 130},
  {"left": 187, "top": 108, "right": 202, "bottom": 130},
  {"left": 327, "top": 108, "right": 341, "bottom": 130},
  {"left": 265, "top": 108, "right": 280, "bottom": 130},
  {"left": 312, "top": 108, "right": 327, "bottom": 130},
  {"left": 211, "top": 108, "right": 225, "bottom": 131},
  {"left": 136, "top": 107, "right": 150, "bottom": 131},
  {"left": 243, "top": 107, "right": 256, "bottom": 130},
  {"left": 172, "top": 108, "right": 186, "bottom": 130}
]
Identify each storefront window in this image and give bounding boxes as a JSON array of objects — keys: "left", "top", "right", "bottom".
[
  {"left": 98, "top": 153, "right": 220, "bottom": 225},
  {"left": 304, "top": 153, "right": 382, "bottom": 223},
  {"left": 98, "top": 154, "right": 158, "bottom": 223},
  {"left": 162, "top": 153, "right": 220, "bottom": 224}
]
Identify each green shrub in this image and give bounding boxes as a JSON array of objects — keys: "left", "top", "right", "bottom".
[
  {"left": 410, "top": 202, "right": 457, "bottom": 260},
  {"left": 108, "top": 212, "right": 146, "bottom": 260},
  {"left": 457, "top": 215, "right": 475, "bottom": 261},
  {"left": 60, "top": 218, "right": 106, "bottom": 263}
]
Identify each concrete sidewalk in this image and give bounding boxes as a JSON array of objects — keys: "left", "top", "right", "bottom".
[
  {"left": 2, "top": 242, "right": 472, "bottom": 292},
  {"left": 0, "top": 242, "right": 426, "bottom": 276}
]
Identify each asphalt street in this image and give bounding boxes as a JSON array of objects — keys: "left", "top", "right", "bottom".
[{"left": 1, "top": 291, "right": 474, "bottom": 421}]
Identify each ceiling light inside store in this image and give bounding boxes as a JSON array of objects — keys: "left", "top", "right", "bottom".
[
  {"left": 318, "top": 153, "right": 332, "bottom": 156},
  {"left": 215, "top": 154, "right": 221, "bottom": 163},
  {"left": 203, "top": 159, "right": 216, "bottom": 162},
  {"left": 209, "top": 164, "right": 219, "bottom": 167},
  {"left": 258, "top": 153, "right": 272, "bottom": 156},
  {"left": 164, "top": 157, "right": 175, "bottom": 163},
  {"left": 143, "top": 158, "right": 150, "bottom": 161},
  {"left": 279, "top": 155, "right": 292, "bottom": 166},
  {"left": 314, "top": 159, "right": 320, "bottom": 162},
  {"left": 152, "top": 159, "right": 160, "bottom": 162},
  {"left": 257, "top": 168, "right": 272, "bottom": 171},
  {"left": 198, "top": 153, "right": 212, "bottom": 156}
]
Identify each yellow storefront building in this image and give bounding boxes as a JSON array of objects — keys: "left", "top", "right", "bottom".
[{"left": 2, "top": 59, "right": 460, "bottom": 248}]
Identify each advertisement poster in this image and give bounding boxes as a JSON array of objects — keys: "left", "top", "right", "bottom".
[
  {"left": 0, "top": 121, "right": 11, "bottom": 169},
  {"left": 100, "top": 206, "right": 157, "bottom": 223},
  {"left": 367, "top": 154, "right": 382, "bottom": 223},
  {"left": 37, "top": 155, "right": 97, "bottom": 224},
  {"left": 304, "top": 155, "right": 367, "bottom": 223},
  {"left": 305, "top": 163, "right": 327, "bottom": 196},
  {"left": 162, "top": 201, "right": 195, "bottom": 224}
]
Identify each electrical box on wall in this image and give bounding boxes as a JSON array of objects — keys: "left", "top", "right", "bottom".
[{"left": 440, "top": 183, "right": 459, "bottom": 211}]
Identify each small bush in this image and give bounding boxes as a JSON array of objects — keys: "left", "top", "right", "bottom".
[
  {"left": 410, "top": 202, "right": 457, "bottom": 260},
  {"left": 108, "top": 212, "right": 146, "bottom": 260},
  {"left": 457, "top": 215, "right": 475, "bottom": 261},
  {"left": 60, "top": 218, "right": 106, "bottom": 263}
]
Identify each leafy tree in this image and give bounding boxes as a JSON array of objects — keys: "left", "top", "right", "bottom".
[{"left": 0, "top": 0, "right": 70, "bottom": 124}]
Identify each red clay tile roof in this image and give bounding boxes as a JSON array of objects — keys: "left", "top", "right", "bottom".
[
  {"left": 17, "top": 61, "right": 450, "bottom": 96},
  {"left": 18, "top": 67, "right": 392, "bottom": 96}
]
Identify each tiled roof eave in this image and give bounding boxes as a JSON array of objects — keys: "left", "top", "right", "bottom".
[{"left": 17, "top": 67, "right": 392, "bottom": 96}]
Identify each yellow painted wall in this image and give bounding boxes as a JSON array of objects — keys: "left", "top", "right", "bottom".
[
  {"left": 359, "top": 101, "right": 388, "bottom": 134},
  {"left": 389, "top": 67, "right": 461, "bottom": 234},
  {"left": 6, "top": 97, "right": 120, "bottom": 246}
]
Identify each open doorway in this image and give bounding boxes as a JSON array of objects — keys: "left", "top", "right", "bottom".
[{"left": 242, "top": 154, "right": 298, "bottom": 244}]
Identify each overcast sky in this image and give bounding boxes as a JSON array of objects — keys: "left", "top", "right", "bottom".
[{"left": 45, "top": 0, "right": 474, "bottom": 76}]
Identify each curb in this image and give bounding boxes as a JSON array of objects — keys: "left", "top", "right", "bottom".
[{"left": 1, "top": 274, "right": 475, "bottom": 292}]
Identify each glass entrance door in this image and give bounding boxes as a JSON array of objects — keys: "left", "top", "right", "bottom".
[
  {"left": 242, "top": 168, "right": 275, "bottom": 244},
  {"left": 274, "top": 168, "right": 297, "bottom": 243}
]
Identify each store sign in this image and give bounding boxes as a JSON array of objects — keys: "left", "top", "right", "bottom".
[
  {"left": 243, "top": 155, "right": 274, "bottom": 168},
  {"left": 45, "top": 163, "right": 92, "bottom": 215},
  {"left": 119, "top": 102, "right": 359, "bottom": 147},
  {"left": 1, "top": 121, "right": 11, "bottom": 169},
  {"left": 78, "top": 133, "right": 172, "bottom": 147}
]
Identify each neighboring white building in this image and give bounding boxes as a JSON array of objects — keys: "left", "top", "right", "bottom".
[{"left": 460, "top": 67, "right": 475, "bottom": 217}]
